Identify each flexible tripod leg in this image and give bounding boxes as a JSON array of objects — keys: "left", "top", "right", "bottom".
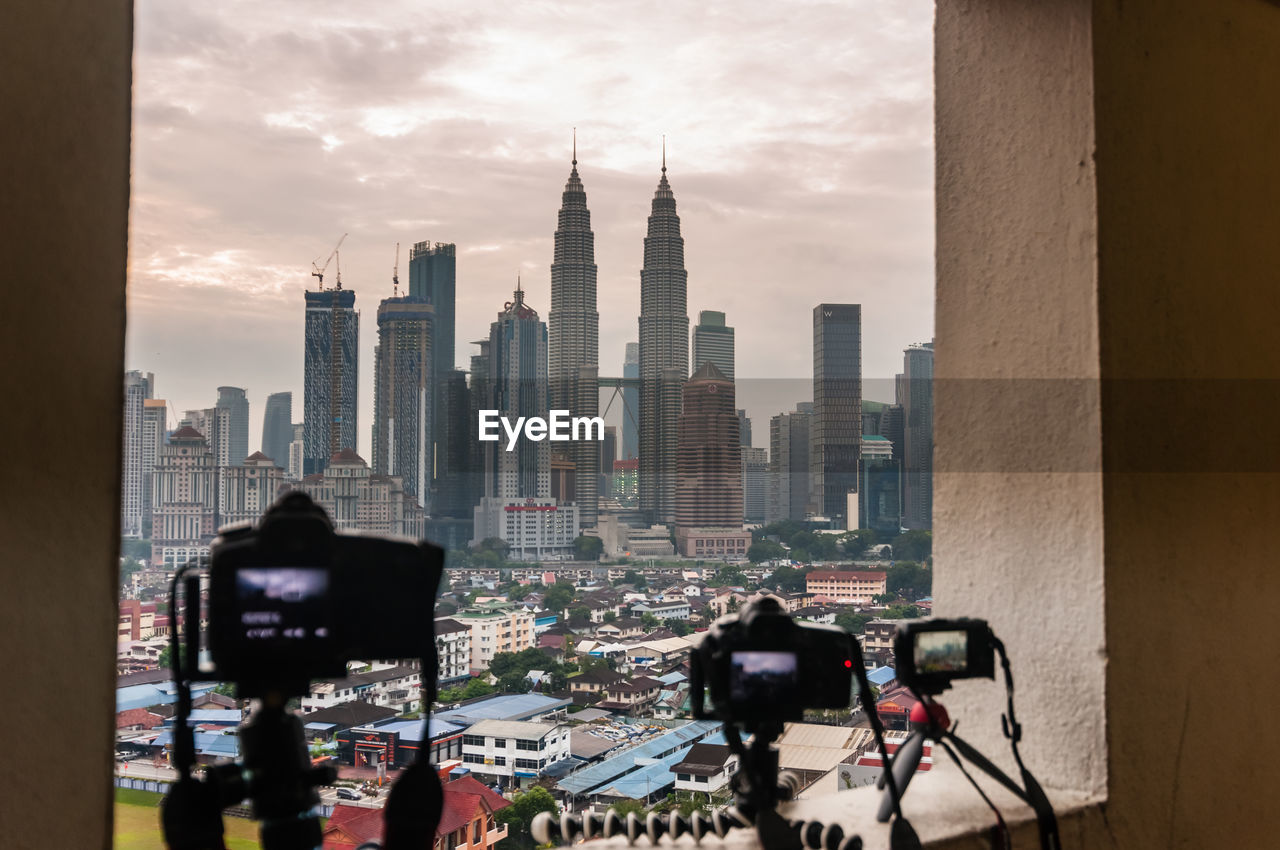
[{"left": 876, "top": 731, "right": 924, "bottom": 823}]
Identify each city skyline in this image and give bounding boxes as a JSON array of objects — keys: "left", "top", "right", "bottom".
[{"left": 124, "top": 1, "right": 934, "bottom": 458}]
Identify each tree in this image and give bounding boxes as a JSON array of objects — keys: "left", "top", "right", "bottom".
[
  {"left": 496, "top": 786, "right": 559, "bottom": 848},
  {"left": 640, "top": 612, "right": 660, "bottom": 630},
  {"left": 747, "top": 540, "right": 785, "bottom": 564},
  {"left": 608, "top": 798, "right": 647, "bottom": 818},
  {"left": 119, "top": 557, "right": 144, "bottom": 584},
  {"left": 890, "top": 530, "right": 932, "bottom": 562},
  {"left": 573, "top": 535, "right": 604, "bottom": 561},
  {"left": 840, "top": 529, "right": 877, "bottom": 559},
  {"left": 654, "top": 790, "right": 708, "bottom": 817},
  {"left": 766, "top": 565, "right": 810, "bottom": 593},
  {"left": 543, "top": 582, "right": 576, "bottom": 612},
  {"left": 669, "top": 620, "right": 692, "bottom": 637},
  {"left": 157, "top": 645, "right": 172, "bottom": 670},
  {"left": 886, "top": 561, "right": 932, "bottom": 601},
  {"left": 789, "top": 548, "right": 811, "bottom": 564},
  {"left": 603, "top": 611, "right": 617, "bottom": 624},
  {"left": 567, "top": 606, "right": 592, "bottom": 628},
  {"left": 884, "top": 603, "right": 922, "bottom": 620},
  {"left": 835, "top": 609, "right": 873, "bottom": 635},
  {"left": 620, "top": 569, "right": 647, "bottom": 589},
  {"left": 120, "top": 539, "right": 151, "bottom": 561}
]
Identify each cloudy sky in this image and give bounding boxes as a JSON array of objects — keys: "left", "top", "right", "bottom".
[{"left": 126, "top": 0, "right": 934, "bottom": 456}]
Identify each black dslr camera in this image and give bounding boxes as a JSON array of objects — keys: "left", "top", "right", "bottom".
[
  {"left": 691, "top": 597, "right": 856, "bottom": 725},
  {"left": 893, "top": 617, "right": 995, "bottom": 696},
  {"left": 205, "top": 491, "right": 443, "bottom": 697}
]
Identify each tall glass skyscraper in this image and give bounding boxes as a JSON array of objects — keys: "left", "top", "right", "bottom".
[
  {"left": 692, "top": 310, "right": 735, "bottom": 381},
  {"left": 372, "top": 296, "right": 433, "bottom": 508},
  {"left": 484, "top": 285, "right": 549, "bottom": 499},
  {"left": 303, "top": 288, "right": 358, "bottom": 475},
  {"left": 409, "top": 240, "right": 457, "bottom": 511},
  {"left": 901, "top": 341, "right": 934, "bottom": 529},
  {"left": 261, "top": 391, "right": 293, "bottom": 467},
  {"left": 215, "top": 386, "right": 249, "bottom": 466},
  {"left": 622, "top": 342, "right": 640, "bottom": 460},
  {"left": 548, "top": 142, "right": 600, "bottom": 528},
  {"left": 639, "top": 151, "right": 689, "bottom": 525},
  {"left": 812, "top": 303, "right": 861, "bottom": 528}
]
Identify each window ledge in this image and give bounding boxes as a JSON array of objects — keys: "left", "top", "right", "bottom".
[{"left": 571, "top": 760, "right": 1104, "bottom": 849}]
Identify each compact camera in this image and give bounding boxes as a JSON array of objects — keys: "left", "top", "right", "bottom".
[
  {"left": 691, "top": 597, "right": 857, "bottom": 725},
  {"left": 203, "top": 492, "right": 443, "bottom": 697},
  {"left": 894, "top": 617, "right": 996, "bottom": 695}
]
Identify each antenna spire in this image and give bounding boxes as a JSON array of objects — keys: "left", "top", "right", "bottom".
[
  {"left": 662, "top": 135, "right": 666, "bottom": 174},
  {"left": 572, "top": 127, "right": 577, "bottom": 167}
]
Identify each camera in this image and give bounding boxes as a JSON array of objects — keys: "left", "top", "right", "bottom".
[
  {"left": 894, "top": 617, "right": 995, "bottom": 695},
  {"left": 691, "top": 597, "right": 856, "bottom": 725},
  {"left": 204, "top": 492, "right": 443, "bottom": 697}
]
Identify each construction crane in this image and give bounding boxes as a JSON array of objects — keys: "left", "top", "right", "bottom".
[
  {"left": 392, "top": 242, "right": 400, "bottom": 297},
  {"left": 310, "top": 232, "right": 347, "bottom": 290}
]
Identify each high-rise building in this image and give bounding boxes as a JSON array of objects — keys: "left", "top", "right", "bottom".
[
  {"left": 737, "top": 409, "right": 752, "bottom": 448},
  {"left": 692, "top": 310, "right": 735, "bottom": 381},
  {"left": 296, "top": 448, "right": 424, "bottom": 538},
  {"left": 372, "top": 296, "right": 434, "bottom": 509},
  {"left": 215, "top": 386, "right": 249, "bottom": 465},
  {"left": 150, "top": 425, "right": 217, "bottom": 567},
  {"left": 741, "top": 446, "right": 769, "bottom": 523},
  {"left": 622, "top": 342, "right": 640, "bottom": 460},
  {"left": 261, "top": 392, "right": 293, "bottom": 467},
  {"left": 812, "top": 304, "right": 861, "bottom": 528},
  {"left": 599, "top": 425, "right": 617, "bottom": 499},
  {"left": 303, "top": 288, "right": 359, "bottom": 475},
  {"left": 221, "top": 452, "right": 286, "bottom": 526},
  {"left": 859, "top": 435, "right": 901, "bottom": 533},
  {"left": 674, "top": 362, "right": 744, "bottom": 556},
  {"left": 183, "top": 404, "right": 231, "bottom": 511},
  {"left": 431, "top": 368, "right": 477, "bottom": 520},
  {"left": 408, "top": 241, "right": 456, "bottom": 374},
  {"left": 880, "top": 404, "right": 905, "bottom": 464},
  {"left": 482, "top": 285, "right": 549, "bottom": 500},
  {"left": 287, "top": 423, "right": 304, "bottom": 481},
  {"left": 548, "top": 142, "right": 600, "bottom": 528},
  {"left": 141, "top": 399, "right": 168, "bottom": 536},
  {"left": 767, "top": 403, "right": 813, "bottom": 524},
  {"left": 901, "top": 341, "right": 934, "bottom": 530},
  {"left": 120, "top": 371, "right": 152, "bottom": 539},
  {"left": 639, "top": 151, "right": 689, "bottom": 525}
]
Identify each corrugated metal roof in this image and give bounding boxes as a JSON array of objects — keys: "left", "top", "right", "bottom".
[
  {"left": 777, "top": 723, "right": 858, "bottom": 750},
  {"left": 435, "top": 693, "right": 570, "bottom": 725},
  {"left": 867, "top": 666, "right": 897, "bottom": 686},
  {"left": 587, "top": 745, "right": 692, "bottom": 799},
  {"left": 776, "top": 745, "right": 858, "bottom": 772},
  {"left": 556, "top": 720, "right": 721, "bottom": 794},
  {"left": 465, "top": 718, "right": 560, "bottom": 740}
]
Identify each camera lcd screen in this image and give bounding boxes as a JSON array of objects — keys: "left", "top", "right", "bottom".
[
  {"left": 729, "top": 650, "right": 798, "bottom": 703},
  {"left": 235, "top": 567, "right": 330, "bottom": 643},
  {"left": 913, "top": 629, "right": 969, "bottom": 674}
]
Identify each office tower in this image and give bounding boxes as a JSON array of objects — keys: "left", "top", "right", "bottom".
[
  {"left": 767, "top": 403, "right": 813, "bottom": 523},
  {"left": 261, "top": 392, "right": 293, "bottom": 467},
  {"left": 372, "top": 295, "right": 433, "bottom": 508},
  {"left": 483, "top": 285, "right": 550, "bottom": 500},
  {"left": 901, "top": 341, "right": 934, "bottom": 529},
  {"left": 150, "top": 425, "right": 217, "bottom": 567},
  {"left": 288, "top": 423, "right": 304, "bottom": 481},
  {"left": 215, "top": 386, "right": 249, "bottom": 465},
  {"left": 548, "top": 141, "right": 600, "bottom": 528},
  {"left": 859, "top": 435, "right": 901, "bottom": 533},
  {"left": 879, "top": 404, "right": 905, "bottom": 463},
  {"left": 431, "top": 368, "right": 477, "bottom": 519},
  {"left": 141, "top": 399, "right": 168, "bottom": 537},
  {"left": 742, "top": 446, "right": 768, "bottom": 523},
  {"left": 303, "top": 288, "right": 359, "bottom": 475},
  {"left": 221, "top": 453, "right": 286, "bottom": 526},
  {"left": 673, "top": 362, "right": 749, "bottom": 556},
  {"left": 295, "top": 448, "right": 425, "bottom": 538},
  {"left": 120, "top": 371, "right": 151, "bottom": 539},
  {"left": 812, "top": 304, "right": 861, "bottom": 528},
  {"left": 408, "top": 241, "right": 456, "bottom": 374},
  {"left": 622, "top": 342, "right": 640, "bottom": 459},
  {"left": 737, "top": 409, "right": 752, "bottom": 448},
  {"left": 638, "top": 150, "right": 689, "bottom": 525},
  {"left": 600, "top": 426, "right": 617, "bottom": 484},
  {"left": 692, "top": 310, "right": 735, "bottom": 381}
]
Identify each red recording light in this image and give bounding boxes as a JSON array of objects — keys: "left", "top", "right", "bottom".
[{"left": 844, "top": 659, "right": 853, "bottom": 668}]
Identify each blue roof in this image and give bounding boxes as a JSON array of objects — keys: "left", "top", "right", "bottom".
[
  {"left": 655, "top": 672, "right": 687, "bottom": 685},
  {"left": 116, "top": 682, "right": 216, "bottom": 713},
  {"left": 184, "top": 709, "right": 242, "bottom": 724},
  {"left": 586, "top": 745, "right": 691, "bottom": 799},
  {"left": 435, "top": 694, "right": 571, "bottom": 726},
  {"left": 556, "top": 720, "right": 721, "bottom": 795},
  {"left": 354, "top": 717, "right": 465, "bottom": 742},
  {"left": 868, "top": 667, "right": 897, "bottom": 686},
  {"left": 152, "top": 730, "right": 240, "bottom": 758},
  {"left": 305, "top": 722, "right": 338, "bottom": 731}
]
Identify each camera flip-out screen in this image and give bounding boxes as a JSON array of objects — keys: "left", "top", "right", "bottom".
[
  {"left": 235, "top": 567, "right": 330, "bottom": 643},
  {"left": 913, "top": 629, "right": 969, "bottom": 675},
  {"left": 729, "top": 650, "right": 798, "bottom": 703}
]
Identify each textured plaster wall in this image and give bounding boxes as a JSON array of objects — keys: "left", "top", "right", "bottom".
[
  {"left": 1092, "top": 0, "right": 1280, "bottom": 847},
  {"left": 933, "top": 0, "right": 1107, "bottom": 799},
  {"left": 0, "top": 3, "right": 132, "bottom": 849}
]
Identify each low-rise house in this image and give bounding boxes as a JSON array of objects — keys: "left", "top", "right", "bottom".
[
  {"left": 597, "top": 676, "right": 664, "bottom": 713},
  {"left": 631, "top": 600, "right": 692, "bottom": 621},
  {"left": 300, "top": 664, "right": 423, "bottom": 714},
  {"left": 672, "top": 743, "right": 738, "bottom": 794},
  {"left": 460, "top": 718, "right": 572, "bottom": 789},
  {"left": 322, "top": 774, "right": 510, "bottom": 850},
  {"left": 568, "top": 668, "right": 626, "bottom": 698}
]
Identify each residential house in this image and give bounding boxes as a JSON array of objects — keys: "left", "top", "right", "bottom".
[
  {"left": 460, "top": 718, "right": 572, "bottom": 788},
  {"left": 300, "top": 664, "right": 423, "bottom": 714},
  {"left": 322, "top": 774, "right": 510, "bottom": 850},
  {"left": 597, "top": 676, "right": 664, "bottom": 713},
  {"left": 672, "top": 743, "right": 738, "bottom": 794}
]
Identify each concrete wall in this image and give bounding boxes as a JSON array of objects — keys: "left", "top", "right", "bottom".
[
  {"left": 0, "top": 3, "right": 132, "bottom": 849},
  {"left": 936, "top": 0, "right": 1280, "bottom": 847}
]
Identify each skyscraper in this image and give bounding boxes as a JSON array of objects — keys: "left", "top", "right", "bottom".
[
  {"left": 483, "top": 285, "right": 549, "bottom": 500},
  {"left": 408, "top": 241, "right": 456, "bottom": 374},
  {"left": 622, "top": 342, "right": 640, "bottom": 460},
  {"left": 901, "top": 341, "right": 934, "bottom": 530},
  {"left": 741, "top": 446, "right": 769, "bottom": 523},
  {"left": 767, "top": 403, "right": 813, "bottom": 523},
  {"left": 215, "top": 386, "right": 249, "bottom": 465},
  {"left": 812, "top": 304, "right": 861, "bottom": 528},
  {"left": 261, "top": 391, "right": 293, "bottom": 467},
  {"left": 120, "top": 371, "right": 152, "bottom": 539},
  {"left": 737, "top": 409, "right": 752, "bottom": 448},
  {"left": 674, "top": 362, "right": 749, "bottom": 557},
  {"left": 548, "top": 140, "right": 600, "bottom": 528},
  {"left": 692, "top": 310, "right": 735, "bottom": 381},
  {"left": 150, "top": 425, "right": 216, "bottom": 567},
  {"left": 372, "top": 295, "right": 434, "bottom": 508},
  {"left": 303, "top": 288, "right": 359, "bottom": 475},
  {"left": 639, "top": 148, "right": 689, "bottom": 525},
  {"left": 141, "top": 398, "right": 168, "bottom": 536}
]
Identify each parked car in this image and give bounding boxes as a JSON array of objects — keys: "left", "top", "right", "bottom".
[{"left": 336, "top": 788, "right": 361, "bottom": 801}]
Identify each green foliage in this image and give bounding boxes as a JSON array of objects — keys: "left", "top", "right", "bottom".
[
  {"left": 435, "top": 600, "right": 458, "bottom": 616},
  {"left": 619, "top": 569, "right": 647, "bottom": 589},
  {"left": 884, "top": 603, "right": 923, "bottom": 620},
  {"left": 840, "top": 529, "right": 877, "bottom": 558},
  {"left": 834, "top": 608, "right": 873, "bottom": 635},
  {"left": 653, "top": 790, "right": 708, "bottom": 817},
  {"left": 602, "top": 611, "right": 617, "bottom": 623},
  {"left": 567, "top": 606, "right": 592, "bottom": 628},
  {"left": 890, "top": 530, "right": 932, "bottom": 562},
  {"left": 438, "top": 676, "right": 497, "bottom": 703},
  {"left": 157, "top": 645, "right": 172, "bottom": 671},
  {"left": 496, "top": 786, "right": 560, "bottom": 848},
  {"left": 120, "top": 539, "right": 152, "bottom": 561},
  {"left": 543, "top": 581, "right": 576, "bottom": 612},
  {"left": 573, "top": 535, "right": 604, "bottom": 561},
  {"left": 747, "top": 540, "right": 786, "bottom": 563},
  {"left": 872, "top": 593, "right": 897, "bottom": 604},
  {"left": 885, "top": 561, "right": 932, "bottom": 601},
  {"left": 669, "top": 620, "right": 692, "bottom": 637},
  {"left": 640, "top": 612, "right": 660, "bottom": 630},
  {"left": 119, "top": 557, "right": 144, "bottom": 583},
  {"left": 788, "top": 548, "right": 811, "bottom": 564},
  {"left": 708, "top": 566, "right": 746, "bottom": 587},
  {"left": 764, "top": 564, "right": 810, "bottom": 593},
  {"left": 213, "top": 682, "right": 237, "bottom": 697},
  {"left": 608, "top": 798, "right": 648, "bottom": 818}
]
